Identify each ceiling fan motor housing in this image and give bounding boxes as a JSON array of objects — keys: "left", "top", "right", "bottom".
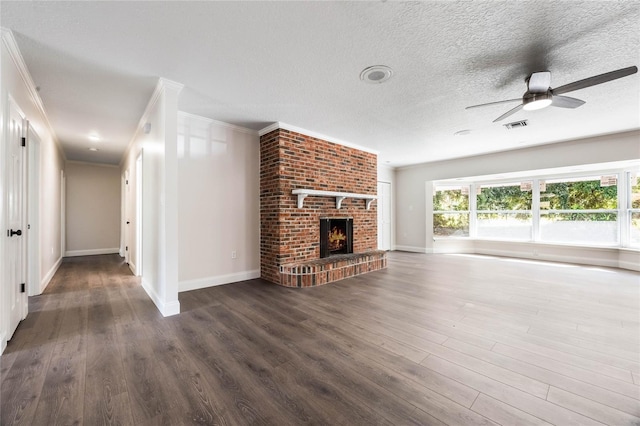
[{"left": 523, "top": 91, "right": 553, "bottom": 110}]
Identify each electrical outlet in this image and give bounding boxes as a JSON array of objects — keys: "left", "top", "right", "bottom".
[{"left": 231, "top": 251, "right": 237, "bottom": 259}]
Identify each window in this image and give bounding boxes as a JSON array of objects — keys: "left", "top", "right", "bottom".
[
  {"left": 476, "top": 182, "right": 532, "bottom": 241},
  {"left": 540, "top": 176, "right": 618, "bottom": 245},
  {"left": 629, "top": 172, "right": 640, "bottom": 247},
  {"left": 433, "top": 185, "right": 469, "bottom": 237},
  {"left": 433, "top": 165, "right": 639, "bottom": 249}
]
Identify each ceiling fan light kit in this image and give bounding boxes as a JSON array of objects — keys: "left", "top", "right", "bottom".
[
  {"left": 522, "top": 92, "right": 552, "bottom": 111},
  {"left": 467, "top": 66, "right": 638, "bottom": 122}
]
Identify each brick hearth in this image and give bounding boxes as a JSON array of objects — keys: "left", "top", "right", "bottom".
[{"left": 260, "top": 127, "right": 386, "bottom": 287}]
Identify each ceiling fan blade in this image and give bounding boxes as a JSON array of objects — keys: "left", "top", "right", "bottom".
[
  {"left": 466, "top": 98, "right": 522, "bottom": 109},
  {"left": 551, "top": 95, "right": 585, "bottom": 109},
  {"left": 552, "top": 66, "right": 638, "bottom": 95},
  {"left": 493, "top": 104, "right": 523, "bottom": 122},
  {"left": 528, "top": 71, "right": 551, "bottom": 93}
]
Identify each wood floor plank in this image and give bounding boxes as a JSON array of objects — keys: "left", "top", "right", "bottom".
[
  {"left": 30, "top": 337, "right": 86, "bottom": 425},
  {"left": 493, "top": 343, "right": 640, "bottom": 400},
  {"left": 116, "top": 321, "right": 176, "bottom": 425},
  {"left": 0, "top": 341, "right": 56, "bottom": 425},
  {"left": 144, "top": 318, "right": 237, "bottom": 425},
  {"left": 471, "top": 393, "right": 554, "bottom": 426},
  {"left": 547, "top": 386, "right": 640, "bottom": 426},
  {"left": 421, "top": 354, "right": 604, "bottom": 426},
  {"left": 301, "top": 317, "right": 482, "bottom": 409},
  {"left": 445, "top": 337, "right": 640, "bottom": 417},
  {"left": 83, "top": 287, "right": 134, "bottom": 425}
]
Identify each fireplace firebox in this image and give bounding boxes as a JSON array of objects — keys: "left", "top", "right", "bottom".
[{"left": 320, "top": 218, "right": 353, "bottom": 258}]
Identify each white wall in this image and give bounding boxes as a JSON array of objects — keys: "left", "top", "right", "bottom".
[
  {"left": 65, "top": 162, "right": 120, "bottom": 256},
  {"left": 177, "top": 113, "right": 260, "bottom": 291},
  {"left": 1, "top": 30, "right": 65, "bottom": 353},
  {"left": 121, "top": 78, "right": 183, "bottom": 317},
  {"left": 395, "top": 131, "right": 640, "bottom": 270}
]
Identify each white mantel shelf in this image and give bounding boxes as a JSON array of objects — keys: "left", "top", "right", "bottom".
[{"left": 292, "top": 189, "right": 376, "bottom": 210}]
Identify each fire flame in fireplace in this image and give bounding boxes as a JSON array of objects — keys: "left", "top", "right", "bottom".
[{"left": 328, "top": 226, "right": 347, "bottom": 251}]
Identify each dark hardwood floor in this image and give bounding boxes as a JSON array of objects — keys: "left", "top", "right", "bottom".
[{"left": 1, "top": 252, "right": 639, "bottom": 425}]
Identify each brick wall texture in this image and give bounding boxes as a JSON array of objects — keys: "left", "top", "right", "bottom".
[{"left": 260, "top": 128, "right": 378, "bottom": 284}]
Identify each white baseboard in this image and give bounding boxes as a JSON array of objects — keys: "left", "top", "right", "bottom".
[
  {"left": 394, "top": 245, "right": 428, "bottom": 253},
  {"left": 141, "top": 278, "right": 181, "bottom": 317},
  {"left": 65, "top": 248, "right": 120, "bottom": 257},
  {"left": 619, "top": 259, "right": 640, "bottom": 272},
  {"left": 128, "top": 261, "right": 136, "bottom": 275},
  {"left": 179, "top": 269, "right": 260, "bottom": 293},
  {"left": 40, "top": 256, "right": 62, "bottom": 293}
]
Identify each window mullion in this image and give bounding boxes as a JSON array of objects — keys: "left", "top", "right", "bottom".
[
  {"left": 469, "top": 183, "right": 477, "bottom": 238},
  {"left": 532, "top": 178, "right": 540, "bottom": 242}
]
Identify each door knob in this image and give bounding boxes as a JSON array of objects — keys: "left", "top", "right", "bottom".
[{"left": 8, "top": 229, "right": 22, "bottom": 237}]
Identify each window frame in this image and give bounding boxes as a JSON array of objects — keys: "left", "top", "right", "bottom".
[{"left": 433, "top": 166, "right": 638, "bottom": 249}]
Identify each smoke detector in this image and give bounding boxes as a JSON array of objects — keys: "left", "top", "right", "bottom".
[
  {"left": 360, "top": 65, "right": 393, "bottom": 84},
  {"left": 503, "top": 120, "right": 528, "bottom": 130}
]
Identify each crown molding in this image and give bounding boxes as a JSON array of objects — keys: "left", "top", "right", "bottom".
[
  {"left": 121, "top": 77, "right": 176, "bottom": 166},
  {"left": 258, "top": 122, "right": 379, "bottom": 155},
  {"left": 178, "top": 111, "right": 259, "bottom": 136},
  {"left": 1, "top": 27, "right": 66, "bottom": 161},
  {"left": 158, "top": 77, "right": 184, "bottom": 94}
]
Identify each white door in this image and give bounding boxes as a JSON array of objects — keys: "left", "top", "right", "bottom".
[
  {"left": 377, "top": 181, "right": 391, "bottom": 251},
  {"left": 6, "top": 101, "right": 26, "bottom": 339},
  {"left": 123, "top": 170, "right": 130, "bottom": 264}
]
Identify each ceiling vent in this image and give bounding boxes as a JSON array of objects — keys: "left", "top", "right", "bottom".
[{"left": 503, "top": 120, "right": 528, "bottom": 130}]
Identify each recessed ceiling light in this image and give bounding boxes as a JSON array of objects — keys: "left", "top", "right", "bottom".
[
  {"left": 454, "top": 129, "right": 471, "bottom": 136},
  {"left": 89, "top": 133, "right": 100, "bottom": 142},
  {"left": 88, "top": 147, "right": 99, "bottom": 152},
  {"left": 360, "top": 65, "right": 393, "bottom": 84}
]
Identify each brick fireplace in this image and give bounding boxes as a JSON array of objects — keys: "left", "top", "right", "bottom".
[{"left": 260, "top": 126, "right": 386, "bottom": 287}]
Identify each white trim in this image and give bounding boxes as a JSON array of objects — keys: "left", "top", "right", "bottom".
[
  {"left": 120, "top": 78, "right": 176, "bottom": 167},
  {"left": 141, "top": 278, "right": 180, "bottom": 317},
  {"left": 394, "top": 245, "right": 429, "bottom": 253},
  {"left": 292, "top": 189, "right": 376, "bottom": 209},
  {"left": 1, "top": 28, "right": 66, "bottom": 161},
  {"left": 40, "top": 256, "right": 62, "bottom": 294},
  {"left": 179, "top": 270, "right": 260, "bottom": 293},
  {"left": 618, "top": 259, "right": 640, "bottom": 272},
  {"left": 178, "top": 111, "right": 258, "bottom": 135},
  {"left": 1, "top": 331, "right": 6, "bottom": 355},
  {"left": 258, "top": 121, "right": 379, "bottom": 155},
  {"left": 128, "top": 261, "right": 136, "bottom": 275},
  {"left": 64, "top": 248, "right": 120, "bottom": 257}
]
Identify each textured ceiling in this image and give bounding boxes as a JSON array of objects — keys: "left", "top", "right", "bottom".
[{"left": 1, "top": 1, "right": 639, "bottom": 166}]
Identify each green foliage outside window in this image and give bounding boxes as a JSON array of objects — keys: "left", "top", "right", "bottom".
[
  {"left": 433, "top": 188, "right": 468, "bottom": 211},
  {"left": 477, "top": 184, "right": 532, "bottom": 211},
  {"left": 433, "top": 188, "right": 469, "bottom": 236},
  {"left": 542, "top": 179, "right": 617, "bottom": 221}
]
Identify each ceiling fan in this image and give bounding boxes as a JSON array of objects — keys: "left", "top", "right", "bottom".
[{"left": 466, "top": 66, "right": 638, "bottom": 122}]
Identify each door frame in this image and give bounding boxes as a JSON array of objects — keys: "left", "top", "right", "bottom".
[
  {"left": 135, "top": 150, "right": 143, "bottom": 276},
  {"left": 27, "top": 124, "right": 41, "bottom": 296},
  {"left": 123, "top": 169, "right": 130, "bottom": 265},
  {"left": 377, "top": 180, "right": 392, "bottom": 251}
]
